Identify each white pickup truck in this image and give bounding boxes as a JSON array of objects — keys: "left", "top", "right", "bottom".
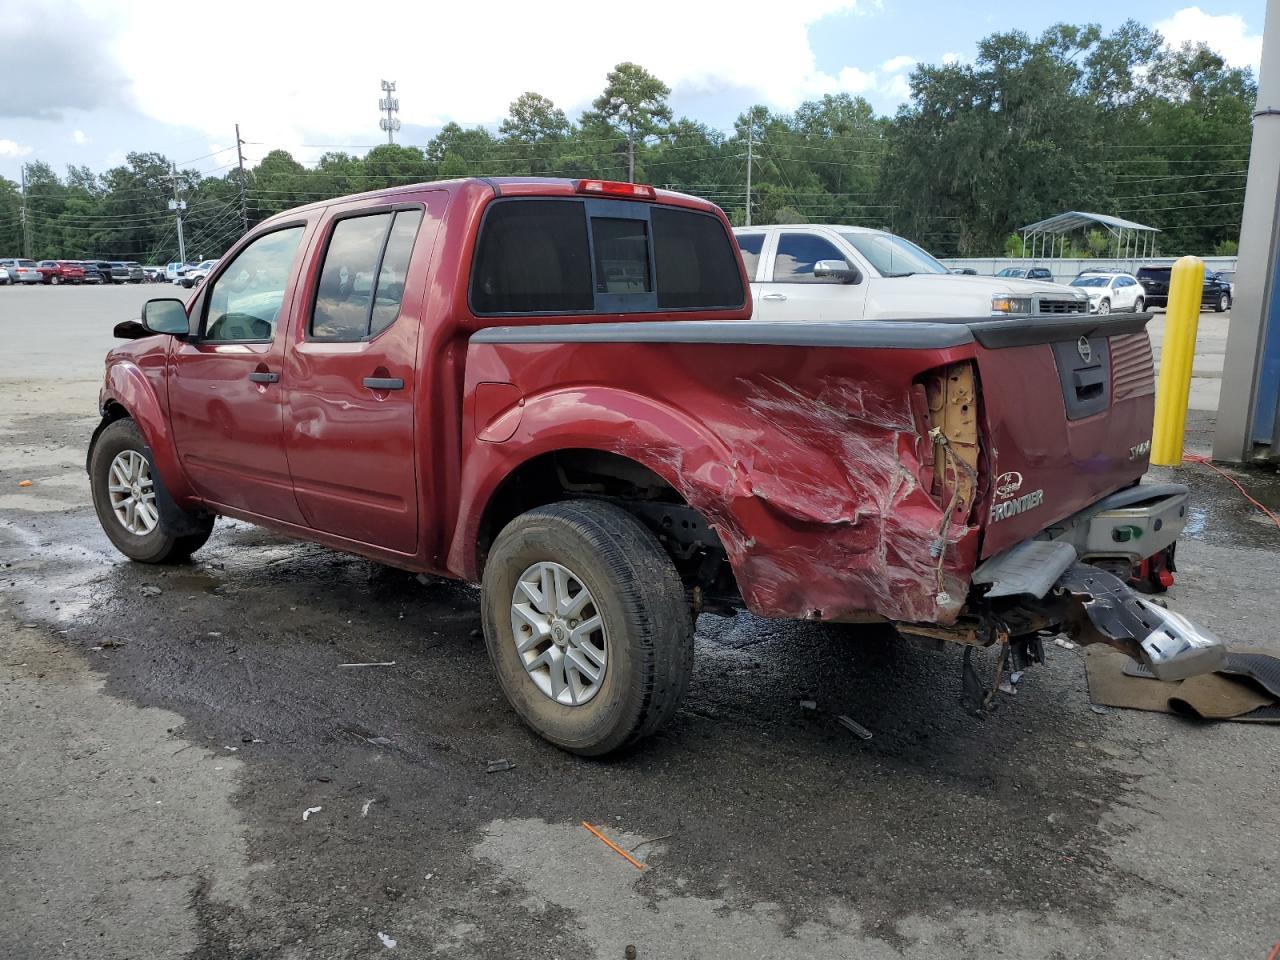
[{"left": 733, "top": 224, "right": 1089, "bottom": 320}]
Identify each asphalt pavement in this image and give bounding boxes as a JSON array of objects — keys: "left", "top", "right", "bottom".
[{"left": 1, "top": 283, "right": 1278, "bottom": 959}]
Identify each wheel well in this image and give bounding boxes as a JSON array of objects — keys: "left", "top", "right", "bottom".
[
  {"left": 476, "top": 449, "right": 739, "bottom": 607},
  {"left": 86, "top": 401, "right": 133, "bottom": 472}
]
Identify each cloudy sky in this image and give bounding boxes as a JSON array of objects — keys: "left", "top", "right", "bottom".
[{"left": 0, "top": 0, "right": 1266, "bottom": 184}]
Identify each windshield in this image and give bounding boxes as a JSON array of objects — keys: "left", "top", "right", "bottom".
[
  {"left": 1071, "top": 276, "right": 1109, "bottom": 287},
  {"left": 995, "top": 267, "right": 1026, "bottom": 277},
  {"left": 839, "top": 232, "right": 947, "bottom": 277}
]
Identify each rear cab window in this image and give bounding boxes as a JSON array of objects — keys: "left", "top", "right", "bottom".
[
  {"left": 470, "top": 197, "right": 743, "bottom": 315},
  {"left": 311, "top": 208, "right": 423, "bottom": 341}
]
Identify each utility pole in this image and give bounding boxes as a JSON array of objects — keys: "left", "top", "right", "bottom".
[
  {"left": 379, "top": 80, "right": 401, "bottom": 144},
  {"left": 169, "top": 164, "right": 187, "bottom": 264},
  {"left": 744, "top": 121, "right": 754, "bottom": 227},
  {"left": 19, "top": 163, "right": 30, "bottom": 258},
  {"left": 235, "top": 123, "right": 248, "bottom": 236}
]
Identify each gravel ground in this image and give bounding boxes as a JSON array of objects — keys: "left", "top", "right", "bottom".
[{"left": 1, "top": 284, "right": 1278, "bottom": 959}]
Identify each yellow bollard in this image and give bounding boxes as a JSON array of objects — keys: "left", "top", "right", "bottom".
[{"left": 1150, "top": 255, "right": 1205, "bottom": 466}]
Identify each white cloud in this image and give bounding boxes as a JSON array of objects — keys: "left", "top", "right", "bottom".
[
  {"left": 1156, "top": 6, "right": 1262, "bottom": 70},
  {"left": 941, "top": 52, "right": 961, "bottom": 65},
  {"left": 97, "top": 0, "right": 887, "bottom": 155},
  {"left": 836, "top": 66, "right": 878, "bottom": 94},
  {"left": 880, "top": 55, "right": 916, "bottom": 73},
  {"left": 0, "top": 139, "right": 34, "bottom": 158},
  {"left": 71, "top": 129, "right": 88, "bottom": 145}
]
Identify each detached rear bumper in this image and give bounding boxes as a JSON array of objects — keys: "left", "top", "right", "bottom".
[{"left": 969, "top": 483, "right": 1224, "bottom": 680}]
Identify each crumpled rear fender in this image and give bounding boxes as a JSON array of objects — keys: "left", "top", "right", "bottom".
[
  {"left": 95, "top": 360, "right": 197, "bottom": 509},
  {"left": 450, "top": 374, "right": 980, "bottom": 625}
]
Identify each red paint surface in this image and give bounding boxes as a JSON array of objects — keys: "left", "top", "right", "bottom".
[{"left": 97, "top": 177, "right": 1157, "bottom": 628}]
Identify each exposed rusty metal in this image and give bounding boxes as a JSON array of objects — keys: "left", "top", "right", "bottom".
[{"left": 925, "top": 361, "right": 980, "bottom": 523}]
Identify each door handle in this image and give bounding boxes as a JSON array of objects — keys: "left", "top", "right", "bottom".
[
  {"left": 247, "top": 371, "right": 280, "bottom": 384},
  {"left": 363, "top": 377, "right": 404, "bottom": 390},
  {"left": 761, "top": 292, "right": 787, "bottom": 301}
]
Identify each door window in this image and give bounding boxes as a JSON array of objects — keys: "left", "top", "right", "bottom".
[
  {"left": 203, "top": 226, "right": 305, "bottom": 342},
  {"left": 771, "top": 233, "right": 846, "bottom": 283},
  {"left": 312, "top": 209, "right": 422, "bottom": 341},
  {"left": 735, "top": 233, "right": 765, "bottom": 279}
]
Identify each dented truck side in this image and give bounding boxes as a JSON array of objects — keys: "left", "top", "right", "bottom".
[{"left": 90, "top": 177, "right": 1224, "bottom": 754}]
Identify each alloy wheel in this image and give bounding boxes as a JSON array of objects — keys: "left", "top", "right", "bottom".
[
  {"left": 510, "top": 560, "right": 607, "bottom": 706},
  {"left": 107, "top": 450, "right": 159, "bottom": 536}
]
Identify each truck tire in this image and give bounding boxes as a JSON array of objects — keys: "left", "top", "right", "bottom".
[
  {"left": 481, "top": 500, "right": 694, "bottom": 755},
  {"left": 90, "top": 418, "right": 214, "bottom": 563}
]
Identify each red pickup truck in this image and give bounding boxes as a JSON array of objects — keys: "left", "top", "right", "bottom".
[{"left": 88, "top": 177, "right": 1223, "bottom": 754}]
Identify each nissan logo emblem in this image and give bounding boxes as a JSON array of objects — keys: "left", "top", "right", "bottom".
[{"left": 1077, "top": 336, "right": 1093, "bottom": 363}]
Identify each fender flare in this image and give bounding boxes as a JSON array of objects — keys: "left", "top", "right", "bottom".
[
  {"left": 91, "top": 361, "right": 199, "bottom": 513},
  {"left": 446, "top": 386, "right": 746, "bottom": 581}
]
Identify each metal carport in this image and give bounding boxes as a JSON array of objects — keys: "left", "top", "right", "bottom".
[{"left": 1018, "top": 211, "right": 1160, "bottom": 262}]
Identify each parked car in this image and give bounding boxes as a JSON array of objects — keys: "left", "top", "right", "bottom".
[
  {"left": 0, "top": 258, "right": 43, "bottom": 284},
  {"left": 1136, "top": 265, "right": 1233, "bottom": 312},
  {"left": 1068, "top": 271, "right": 1146, "bottom": 314},
  {"left": 78, "top": 261, "right": 107, "bottom": 284},
  {"left": 733, "top": 225, "right": 1087, "bottom": 320},
  {"left": 88, "top": 177, "right": 1222, "bottom": 755},
  {"left": 995, "top": 266, "right": 1055, "bottom": 281},
  {"left": 142, "top": 265, "right": 166, "bottom": 282},
  {"left": 949, "top": 266, "right": 978, "bottom": 275},
  {"left": 37, "top": 259, "right": 86, "bottom": 285},
  {"left": 117, "top": 262, "right": 146, "bottom": 283},
  {"left": 179, "top": 259, "right": 218, "bottom": 288},
  {"left": 1213, "top": 269, "right": 1235, "bottom": 298},
  {"left": 84, "top": 260, "right": 118, "bottom": 283},
  {"left": 0, "top": 265, "right": 10, "bottom": 285}
]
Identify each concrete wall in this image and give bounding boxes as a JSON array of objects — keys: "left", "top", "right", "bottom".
[{"left": 939, "top": 256, "right": 1239, "bottom": 285}]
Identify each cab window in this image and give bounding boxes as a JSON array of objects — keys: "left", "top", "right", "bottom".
[
  {"left": 203, "top": 226, "right": 305, "bottom": 342},
  {"left": 771, "top": 233, "right": 845, "bottom": 283}
]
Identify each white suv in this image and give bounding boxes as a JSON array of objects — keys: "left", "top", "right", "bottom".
[
  {"left": 1067, "top": 271, "right": 1146, "bottom": 314},
  {"left": 733, "top": 225, "right": 1087, "bottom": 320}
]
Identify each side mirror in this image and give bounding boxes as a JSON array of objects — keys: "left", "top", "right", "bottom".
[
  {"left": 813, "top": 259, "right": 861, "bottom": 284},
  {"left": 141, "top": 298, "right": 190, "bottom": 336}
]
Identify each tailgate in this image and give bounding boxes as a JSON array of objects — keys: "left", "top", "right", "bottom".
[{"left": 968, "top": 314, "right": 1157, "bottom": 558}]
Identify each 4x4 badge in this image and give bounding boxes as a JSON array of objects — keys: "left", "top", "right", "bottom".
[{"left": 1077, "top": 336, "right": 1093, "bottom": 363}]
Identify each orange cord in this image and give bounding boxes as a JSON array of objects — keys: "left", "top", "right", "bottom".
[
  {"left": 1265, "top": 942, "right": 1279, "bottom": 960},
  {"left": 581, "top": 821, "right": 647, "bottom": 870},
  {"left": 1183, "top": 454, "right": 1280, "bottom": 530}
]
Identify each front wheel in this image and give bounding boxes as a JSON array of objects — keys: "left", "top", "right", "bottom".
[
  {"left": 90, "top": 418, "right": 213, "bottom": 563},
  {"left": 50, "top": 276, "right": 59, "bottom": 285},
  {"left": 1134, "top": 297, "right": 1144, "bottom": 313},
  {"left": 481, "top": 500, "right": 694, "bottom": 755},
  {"left": 1216, "top": 292, "right": 1231, "bottom": 312},
  {"left": 1097, "top": 299, "right": 1110, "bottom": 315}
]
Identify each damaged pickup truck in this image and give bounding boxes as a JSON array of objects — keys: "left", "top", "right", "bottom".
[{"left": 89, "top": 176, "right": 1224, "bottom": 755}]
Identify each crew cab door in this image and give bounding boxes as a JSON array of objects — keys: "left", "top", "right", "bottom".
[
  {"left": 282, "top": 194, "right": 444, "bottom": 555},
  {"left": 168, "top": 223, "right": 312, "bottom": 523},
  {"left": 756, "top": 230, "right": 868, "bottom": 321}
]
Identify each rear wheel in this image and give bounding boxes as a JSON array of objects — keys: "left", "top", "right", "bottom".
[
  {"left": 49, "top": 276, "right": 60, "bottom": 285},
  {"left": 481, "top": 500, "right": 694, "bottom": 755},
  {"left": 90, "top": 418, "right": 213, "bottom": 563},
  {"left": 1216, "top": 292, "right": 1231, "bottom": 312}
]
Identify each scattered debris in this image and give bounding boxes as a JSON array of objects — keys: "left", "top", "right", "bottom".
[
  {"left": 625, "top": 946, "right": 637, "bottom": 960},
  {"left": 302, "top": 806, "right": 322, "bottom": 821},
  {"left": 367, "top": 736, "right": 392, "bottom": 746},
  {"left": 798, "top": 700, "right": 817, "bottom": 711},
  {"left": 90, "top": 637, "right": 127, "bottom": 651},
  {"left": 140, "top": 585, "right": 162, "bottom": 597},
  {"left": 836, "top": 714, "right": 874, "bottom": 740},
  {"left": 362, "top": 799, "right": 375, "bottom": 817},
  {"left": 486, "top": 758, "right": 516, "bottom": 773},
  {"left": 17, "top": 480, "right": 32, "bottom": 487},
  {"left": 1089, "top": 704, "right": 1111, "bottom": 716},
  {"left": 224, "top": 746, "right": 238, "bottom": 752},
  {"left": 629, "top": 832, "right": 673, "bottom": 852},
  {"left": 582, "top": 821, "right": 647, "bottom": 871},
  {"left": 338, "top": 661, "right": 396, "bottom": 668},
  {"left": 416, "top": 573, "right": 432, "bottom": 585},
  {"left": 1053, "top": 636, "right": 1077, "bottom": 650},
  {"left": 377, "top": 932, "right": 397, "bottom": 949}
]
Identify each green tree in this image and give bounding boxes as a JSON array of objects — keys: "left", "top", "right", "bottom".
[
  {"left": 590, "top": 62, "right": 673, "bottom": 182},
  {"left": 500, "top": 92, "right": 569, "bottom": 175}
]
